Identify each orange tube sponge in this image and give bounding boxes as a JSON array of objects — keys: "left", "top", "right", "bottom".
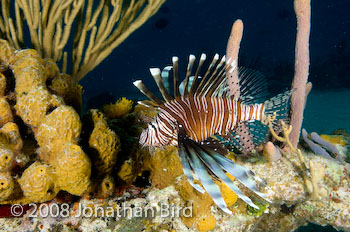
[{"left": 18, "top": 161, "right": 58, "bottom": 202}]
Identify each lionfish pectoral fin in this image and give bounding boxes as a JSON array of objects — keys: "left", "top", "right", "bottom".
[
  {"left": 177, "top": 128, "right": 232, "bottom": 214},
  {"left": 183, "top": 140, "right": 232, "bottom": 215},
  {"left": 191, "top": 141, "right": 260, "bottom": 209},
  {"left": 178, "top": 142, "right": 205, "bottom": 194},
  {"left": 205, "top": 148, "right": 271, "bottom": 204}
]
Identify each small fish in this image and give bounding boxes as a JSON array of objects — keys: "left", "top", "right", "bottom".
[{"left": 133, "top": 53, "right": 291, "bottom": 214}]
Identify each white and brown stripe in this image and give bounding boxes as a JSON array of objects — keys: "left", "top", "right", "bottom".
[{"left": 140, "top": 96, "right": 265, "bottom": 146}]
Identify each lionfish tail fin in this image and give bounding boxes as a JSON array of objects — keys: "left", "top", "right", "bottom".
[
  {"left": 264, "top": 90, "right": 292, "bottom": 127},
  {"left": 178, "top": 127, "right": 270, "bottom": 214}
]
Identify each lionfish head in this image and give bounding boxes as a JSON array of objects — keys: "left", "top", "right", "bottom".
[{"left": 139, "top": 122, "right": 171, "bottom": 147}]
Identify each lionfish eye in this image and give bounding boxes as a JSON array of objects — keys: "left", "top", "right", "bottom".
[{"left": 150, "top": 123, "right": 157, "bottom": 129}]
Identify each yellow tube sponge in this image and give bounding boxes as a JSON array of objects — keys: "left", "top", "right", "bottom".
[
  {"left": 89, "top": 110, "right": 120, "bottom": 176},
  {"left": 0, "top": 73, "right": 6, "bottom": 96},
  {"left": 36, "top": 105, "right": 82, "bottom": 157},
  {"left": 15, "top": 87, "right": 63, "bottom": 128},
  {"left": 47, "top": 73, "right": 83, "bottom": 110},
  {"left": 18, "top": 161, "right": 58, "bottom": 202},
  {"left": 52, "top": 143, "right": 91, "bottom": 196},
  {"left": 0, "top": 147, "right": 14, "bottom": 172},
  {"left": 0, "top": 122, "right": 23, "bottom": 152},
  {"left": 192, "top": 213, "right": 217, "bottom": 232},
  {"left": 0, "top": 40, "right": 90, "bottom": 202},
  {"left": 14, "top": 66, "right": 47, "bottom": 95},
  {"left": 118, "top": 158, "right": 137, "bottom": 184},
  {"left": 179, "top": 180, "right": 216, "bottom": 231},
  {"left": 0, "top": 40, "right": 15, "bottom": 65},
  {"left": 97, "top": 175, "right": 115, "bottom": 198},
  {"left": 102, "top": 97, "right": 133, "bottom": 119},
  {"left": 320, "top": 134, "right": 347, "bottom": 147},
  {"left": 0, "top": 97, "right": 13, "bottom": 127},
  {"left": 0, "top": 172, "right": 18, "bottom": 201},
  {"left": 216, "top": 173, "right": 238, "bottom": 208},
  {"left": 143, "top": 146, "right": 183, "bottom": 189}
]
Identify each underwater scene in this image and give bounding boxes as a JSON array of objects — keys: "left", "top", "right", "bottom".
[{"left": 0, "top": 0, "right": 349, "bottom": 231}]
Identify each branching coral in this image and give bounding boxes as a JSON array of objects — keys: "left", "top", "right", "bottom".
[
  {"left": 0, "top": 0, "right": 166, "bottom": 81},
  {"left": 266, "top": 116, "right": 323, "bottom": 200}
]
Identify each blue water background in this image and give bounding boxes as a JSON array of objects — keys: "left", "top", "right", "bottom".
[{"left": 81, "top": 0, "right": 350, "bottom": 134}]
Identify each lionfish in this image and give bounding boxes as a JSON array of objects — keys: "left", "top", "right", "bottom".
[{"left": 133, "top": 54, "right": 291, "bottom": 214}]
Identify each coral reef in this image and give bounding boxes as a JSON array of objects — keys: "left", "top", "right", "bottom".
[{"left": 0, "top": 146, "right": 349, "bottom": 231}]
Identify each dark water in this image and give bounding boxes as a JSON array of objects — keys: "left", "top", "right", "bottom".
[
  {"left": 81, "top": 1, "right": 349, "bottom": 230},
  {"left": 82, "top": 0, "right": 350, "bottom": 134}
]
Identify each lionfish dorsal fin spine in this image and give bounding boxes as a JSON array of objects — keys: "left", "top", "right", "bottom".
[
  {"left": 172, "top": 56, "right": 180, "bottom": 98},
  {"left": 189, "top": 53, "right": 206, "bottom": 95},
  {"left": 203, "top": 58, "right": 229, "bottom": 97},
  {"left": 161, "top": 66, "right": 173, "bottom": 93},
  {"left": 237, "top": 67, "right": 269, "bottom": 104},
  {"left": 198, "top": 55, "right": 227, "bottom": 96},
  {"left": 195, "top": 53, "right": 220, "bottom": 94},
  {"left": 183, "top": 54, "right": 196, "bottom": 96},
  {"left": 150, "top": 68, "right": 173, "bottom": 102},
  {"left": 133, "top": 80, "right": 163, "bottom": 105}
]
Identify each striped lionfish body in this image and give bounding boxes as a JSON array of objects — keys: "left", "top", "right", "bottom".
[
  {"left": 134, "top": 54, "right": 291, "bottom": 214},
  {"left": 141, "top": 96, "right": 265, "bottom": 147}
]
